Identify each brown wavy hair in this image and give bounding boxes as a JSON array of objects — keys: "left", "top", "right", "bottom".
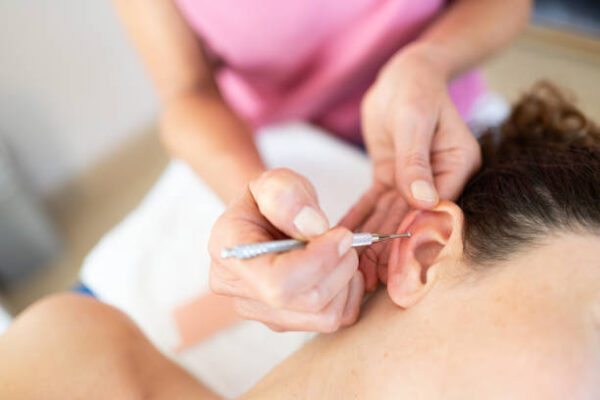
[{"left": 459, "top": 81, "right": 600, "bottom": 265}]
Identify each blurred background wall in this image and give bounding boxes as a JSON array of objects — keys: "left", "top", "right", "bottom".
[
  {"left": 535, "top": 0, "right": 600, "bottom": 35},
  {"left": 0, "top": 0, "right": 157, "bottom": 195}
]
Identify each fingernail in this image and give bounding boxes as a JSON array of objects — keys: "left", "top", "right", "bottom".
[
  {"left": 338, "top": 231, "right": 354, "bottom": 256},
  {"left": 410, "top": 180, "right": 438, "bottom": 204},
  {"left": 294, "top": 206, "right": 329, "bottom": 237}
]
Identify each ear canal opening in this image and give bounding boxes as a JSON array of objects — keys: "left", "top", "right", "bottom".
[
  {"left": 414, "top": 242, "right": 445, "bottom": 284},
  {"left": 406, "top": 210, "right": 454, "bottom": 284},
  {"left": 387, "top": 203, "right": 462, "bottom": 309}
]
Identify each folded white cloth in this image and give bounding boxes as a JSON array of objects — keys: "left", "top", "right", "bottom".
[{"left": 80, "top": 123, "right": 372, "bottom": 398}]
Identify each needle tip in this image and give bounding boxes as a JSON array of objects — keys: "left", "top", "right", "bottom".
[
  {"left": 388, "top": 233, "right": 411, "bottom": 238},
  {"left": 372, "top": 232, "right": 411, "bottom": 241}
]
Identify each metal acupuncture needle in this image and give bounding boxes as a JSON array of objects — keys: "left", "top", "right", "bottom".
[
  {"left": 221, "top": 232, "right": 411, "bottom": 260},
  {"left": 370, "top": 233, "right": 412, "bottom": 242}
]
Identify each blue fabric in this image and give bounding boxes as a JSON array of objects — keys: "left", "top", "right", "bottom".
[{"left": 71, "top": 282, "right": 96, "bottom": 298}]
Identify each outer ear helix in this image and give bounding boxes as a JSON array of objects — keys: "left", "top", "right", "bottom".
[
  {"left": 387, "top": 231, "right": 443, "bottom": 308},
  {"left": 386, "top": 201, "right": 463, "bottom": 308}
]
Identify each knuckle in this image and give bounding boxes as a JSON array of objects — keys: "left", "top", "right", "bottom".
[
  {"left": 253, "top": 168, "right": 313, "bottom": 209},
  {"left": 402, "top": 151, "right": 430, "bottom": 171},
  {"left": 319, "top": 311, "right": 342, "bottom": 333},
  {"left": 256, "top": 168, "right": 300, "bottom": 190},
  {"left": 453, "top": 141, "right": 482, "bottom": 178},
  {"left": 304, "top": 289, "right": 326, "bottom": 314}
]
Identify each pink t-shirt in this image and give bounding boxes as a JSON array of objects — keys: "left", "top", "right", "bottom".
[{"left": 175, "top": 0, "right": 484, "bottom": 144}]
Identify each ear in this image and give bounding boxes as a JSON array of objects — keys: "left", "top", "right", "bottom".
[{"left": 386, "top": 201, "right": 464, "bottom": 308}]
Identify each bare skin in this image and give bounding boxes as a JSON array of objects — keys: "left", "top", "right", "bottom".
[
  {"left": 112, "top": 0, "right": 265, "bottom": 204},
  {"left": 0, "top": 293, "right": 218, "bottom": 400},
  {"left": 114, "top": 0, "right": 531, "bottom": 332},
  {"left": 2, "top": 202, "right": 599, "bottom": 399}
]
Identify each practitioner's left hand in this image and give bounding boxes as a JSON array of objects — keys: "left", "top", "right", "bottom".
[{"left": 341, "top": 45, "right": 481, "bottom": 291}]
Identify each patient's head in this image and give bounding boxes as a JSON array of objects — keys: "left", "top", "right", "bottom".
[
  {"left": 461, "top": 82, "right": 600, "bottom": 265},
  {"left": 377, "top": 83, "right": 600, "bottom": 396}
]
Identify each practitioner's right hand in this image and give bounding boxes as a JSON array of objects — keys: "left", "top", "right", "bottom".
[{"left": 208, "top": 168, "right": 365, "bottom": 332}]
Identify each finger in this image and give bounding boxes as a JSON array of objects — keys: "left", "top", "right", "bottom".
[
  {"left": 341, "top": 271, "right": 365, "bottom": 327},
  {"left": 372, "top": 197, "right": 409, "bottom": 284},
  {"left": 358, "top": 247, "right": 380, "bottom": 292},
  {"left": 393, "top": 106, "right": 439, "bottom": 209},
  {"left": 207, "top": 186, "right": 279, "bottom": 261},
  {"left": 233, "top": 284, "right": 350, "bottom": 333},
  {"left": 208, "top": 189, "right": 280, "bottom": 300},
  {"left": 356, "top": 190, "right": 397, "bottom": 237},
  {"left": 290, "top": 249, "right": 358, "bottom": 313},
  {"left": 208, "top": 260, "right": 254, "bottom": 299},
  {"left": 432, "top": 149, "right": 480, "bottom": 201},
  {"left": 357, "top": 198, "right": 404, "bottom": 292},
  {"left": 433, "top": 108, "right": 482, "bottom": 201},
  {"left": 249, "top": 168, "right": 329, "bottom": 240},
  {"left": 239, "top": 227, "right": 355, "bottom": 308},
  {"left": 337, "top": 184, "right": 386, "bottom": 231},
  {"left": 353, "top": 191, "right": 397, "bottom": 291}
]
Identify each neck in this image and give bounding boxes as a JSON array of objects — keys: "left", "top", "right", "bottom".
[
  {"left": 242, "top": 264, "right": 526, "bottom": 399},
  {"left": 243, "top": 286, "right": 478, "bottom": 399}
]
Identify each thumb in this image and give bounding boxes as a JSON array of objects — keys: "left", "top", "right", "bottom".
[
  {"left": 249, "top": 168, "right": 329, "bottom": 240},
  {"left": 394, "top": 113, "right": 439, "bottom": 209}
]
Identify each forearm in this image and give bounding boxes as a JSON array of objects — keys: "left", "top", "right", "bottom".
[
  {"left": 404, "top": 0, "right": 532, "bottom": 79},
  {"left": 161, "top": 91, "right": 265, "bottom": 204},
  {"left": 111, "top": 0, "right": 263, "bottom": 203}
]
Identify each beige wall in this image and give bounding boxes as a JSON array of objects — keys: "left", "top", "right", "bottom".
[{"left": 0, "top": 1, "right": 158, "bottom": 195}]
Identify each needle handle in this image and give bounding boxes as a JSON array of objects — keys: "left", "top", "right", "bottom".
[{"left": 221, "top": 232, "right": 376, "bottom": 260}]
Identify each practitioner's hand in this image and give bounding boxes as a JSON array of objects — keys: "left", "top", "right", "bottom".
[
  {"left": 208, "top": 168, "right": 364, "bottom": 332},
  {"left": 339, "top": 181, "right": 409, "bottom": 292},
  {"left": 342, "top": 46, "right": 481, "bottom": 290}
]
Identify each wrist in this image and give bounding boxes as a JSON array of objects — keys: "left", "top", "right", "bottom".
[
  {"left": 216, "top": 156, "right": 266, "bottom": 204},
  {"left": 395, "top": 42, "right": 454, "bottom": 81}
]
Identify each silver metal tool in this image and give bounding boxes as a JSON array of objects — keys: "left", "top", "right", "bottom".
[{"left": 221, "top": 232, "right": 411, "bottom": 260}]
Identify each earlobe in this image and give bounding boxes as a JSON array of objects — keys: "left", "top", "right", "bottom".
[{"left": 386, "top": 201, "right": 463, "bottom": 308}]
